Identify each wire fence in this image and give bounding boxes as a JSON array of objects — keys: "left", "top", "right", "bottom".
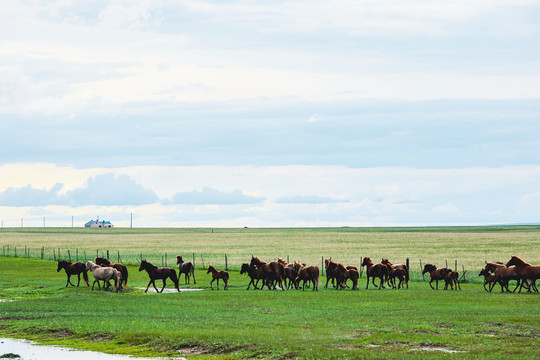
[{"left": 1, "top": 244, "right": 475, "bottom": 284}]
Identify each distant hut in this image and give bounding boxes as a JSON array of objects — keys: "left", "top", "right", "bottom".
[{"left": 84, "top": 219, "right": 113, "bottom": 228}]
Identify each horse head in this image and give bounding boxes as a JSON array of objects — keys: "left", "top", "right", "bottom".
[
  {"left": 138, "top": 259, "right": 148, "bottom": 272},
  {"left": 240, "top": 263, "right": 250, "bottom": 274},
  {"left": 506, "top": 255, "right": 526, "bottom": 268},
  {"left": 57, "top": 260, "right": 69, "bottom": 272},
  {"left": 361, "top": 257, "right": 372, "bottom": 267},
  {"left": 250, "top": 256, "right": 262, "bottom": 267},
  {"left": 422, "top": 264, "right": 436, "bottom": 275},
  {"left": 176, "top": 255, "right": 183, "bottom": 264}
]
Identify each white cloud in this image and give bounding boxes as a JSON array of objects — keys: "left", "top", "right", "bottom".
[
  {"left": 0, "top": 163, "right": 539, "bottom": 227},
  {"left": 162, "top": 187, "right": 264, "bottom": 205}
]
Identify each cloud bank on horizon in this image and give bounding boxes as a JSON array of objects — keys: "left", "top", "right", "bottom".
[{"left": 0, "top": 1, "right": 539, "bottom": 227}]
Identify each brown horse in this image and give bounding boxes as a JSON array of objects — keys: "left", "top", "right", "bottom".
[
  {"left": 176, "top": 256, "right": 196, "bottom": 284},
  {"left": 506, "top": 256, "right": 540, "bottom": 293},
  {"left": 334, "top": 263, "right": 359, "bottom": 290},
  {"left": 138, "top": 259, "right": 179, "bottom": 293},
  {"left": 484, "top": 262, "right": 520, "bottom": 292},
  {"left": 57, "top": 260, "right": 89, "bottom": 287},
  {"left": 478, "top": 268, "right": 497, "bottom": 292},
  {"left": 422, "top": 264, "right": 451, "bottom": 290},
  {"left": 324, "top": 259, "right": 339, "bottom": 288},
  {"left": 207, "top": 266, "right": 229, "bottom": 290},
  {"left": 294, "top": 264, "right": 319, "bottom": 291},
  {"left": 283, "top": 265, "right": 298, "bottom": 290},
  {"left": 443, "top": 270, "right": 461, "bottom": 290},
  {"left": 240, "top": 263, "right": 263, "bottom": 290},
  {"left": 381, "top": 258, "right": 409, "bottom": 289},
  {"left": 362, "top": 257, "right": 388, "bottom": 289},
  {"left": 250, "top": 256, "right": 285, "bottom": 290},
  {"left": 95, "top": 257, "right": 129, "bottom": 286}
]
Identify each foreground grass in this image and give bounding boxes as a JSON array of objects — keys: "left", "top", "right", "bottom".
[{"left": 0, "top": 257, "right": 539, "bottom": 359}]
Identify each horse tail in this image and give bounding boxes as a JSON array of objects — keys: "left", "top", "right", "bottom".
[
  {"left": 122, "top": 266, "right": 128, "bottom": 286},
  {"left": 404, "top": 265, "right": 409, "bottom": 284},
  {"left": 83, "top": 269, "right": 89, "bottom": 286},
  {"left": 170, "top": 269, "right": 180, "bottom": 290}
]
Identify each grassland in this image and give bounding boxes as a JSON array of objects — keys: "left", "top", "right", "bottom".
[{"left": 1, "top": 227, "right": 539, "bottom": 359}]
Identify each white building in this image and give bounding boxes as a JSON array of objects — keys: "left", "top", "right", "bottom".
[{"left": 84, "top": 220, "right": 113, "bottom": 228}]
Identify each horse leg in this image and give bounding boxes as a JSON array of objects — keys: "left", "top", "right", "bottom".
[
  {"left": 224, "top": 278, "right": 228, "bottom": 290},
  {"left": 65, "top": 275, "right": 71, "bottom": 287},
  {"left": 210, "top": 278, "right": 214, "bottom": 290},
  {"left": 76, "top": 273, "right": 81, "bottom": 287}
]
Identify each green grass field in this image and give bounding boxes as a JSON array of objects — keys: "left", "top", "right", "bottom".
[{"left": 1, "top": 227, "right": 539, "bottom": 359}]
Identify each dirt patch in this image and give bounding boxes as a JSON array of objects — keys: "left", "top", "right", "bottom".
[
  {"left": 407, "top": 329, "right": 442, "bottom": 335},
  {"left": 177, "top": 346, "right": 210, "bottom": 355},
  {"left": 353, "top": 329, "right": 372, "bottom": 337},
  {"left": 80, "top": 332, "right": 115, "bottom": 342}
]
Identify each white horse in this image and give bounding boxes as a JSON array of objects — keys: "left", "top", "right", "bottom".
[{"left": 85, "top": 261, "right": 121, "bottom": 292}]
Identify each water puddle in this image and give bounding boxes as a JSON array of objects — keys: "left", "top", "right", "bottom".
[
  {"left": 0, "top": 338, "right": 185, "bottom": 360},
  {"left": 412, "top": 346, "right": 466, "bottom": 353}
]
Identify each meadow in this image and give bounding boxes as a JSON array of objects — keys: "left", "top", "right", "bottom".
[{"left": 1, "top": 226, "right": 539, "bottom": 359}]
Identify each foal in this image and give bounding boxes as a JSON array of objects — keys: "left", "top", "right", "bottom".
[
  {"left": 207, "top": 266, "right": 229, "bottom": 290},
  {"left": 176, "top": 255, "right": 196, "bottom": 284}
]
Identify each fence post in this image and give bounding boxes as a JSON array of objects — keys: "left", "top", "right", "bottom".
[
  {"left": 76, "top": 248, "right": 79, "bottom": 262},
  {"left": 107, "top": 250, "right": 110, "bottom": 260},
  {"left": 420, "top": 260, "right": 424, "bottom": 281},
  {"left": 53, "top": 248, "right": 56, "bottom": 261},
  {"left": 68, "top": 250, "right": 71, "bottom": 261},
  {"left": 14, "top": 246, "right": 17, "bottom": 257},
  {"left": 321, "top": 256, "right": 324, "bottom": 276},
  {"left": 118, "top": 250, "right": 120, "bottom": 263},
  {"left": 193, "top": 252, "right": 195, "bottom": 267},
  {"left": 455, "top": 260, "right": 457, "bottom": 272},
  {"left": 225, "top": 254, "right": 228, "bottom": 271},
  {"left": 165, "top": 252, "right": 168, "bottom": 266},
  {"left": 84, "top": 251, "right": 87, "bottom": 261}
]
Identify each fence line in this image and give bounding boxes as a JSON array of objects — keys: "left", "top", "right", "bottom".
[{"left": 1, "top": 244, "right": 474, "bottom": 283}]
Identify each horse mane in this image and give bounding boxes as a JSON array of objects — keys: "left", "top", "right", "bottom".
[
  {"left": 208, "top": 265, "right": 216, "bottom": 272},
  {"left": 510, "top": 255, "right": 528, "bottom": 265},
  {"left": 58, "top": 259, "right": 71, "bottom": 265},
  {"left": 141, "top": 260, "right": 157, "bottom": 269},
  {"left": 95, "top": 257, "right": 111, "bottom": 265}
]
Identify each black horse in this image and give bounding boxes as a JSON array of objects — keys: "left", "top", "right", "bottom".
[{"left": 138, "top": 260, "right": 179, "bottom": 293}]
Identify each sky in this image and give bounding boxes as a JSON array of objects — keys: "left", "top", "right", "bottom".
[{"left": 1, "top": 0, "right": 539, "bottom": 227}]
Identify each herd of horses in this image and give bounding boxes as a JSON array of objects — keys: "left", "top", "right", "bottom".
[{"left": 55, "top": 254, "right": 540, "bottom": 294}]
